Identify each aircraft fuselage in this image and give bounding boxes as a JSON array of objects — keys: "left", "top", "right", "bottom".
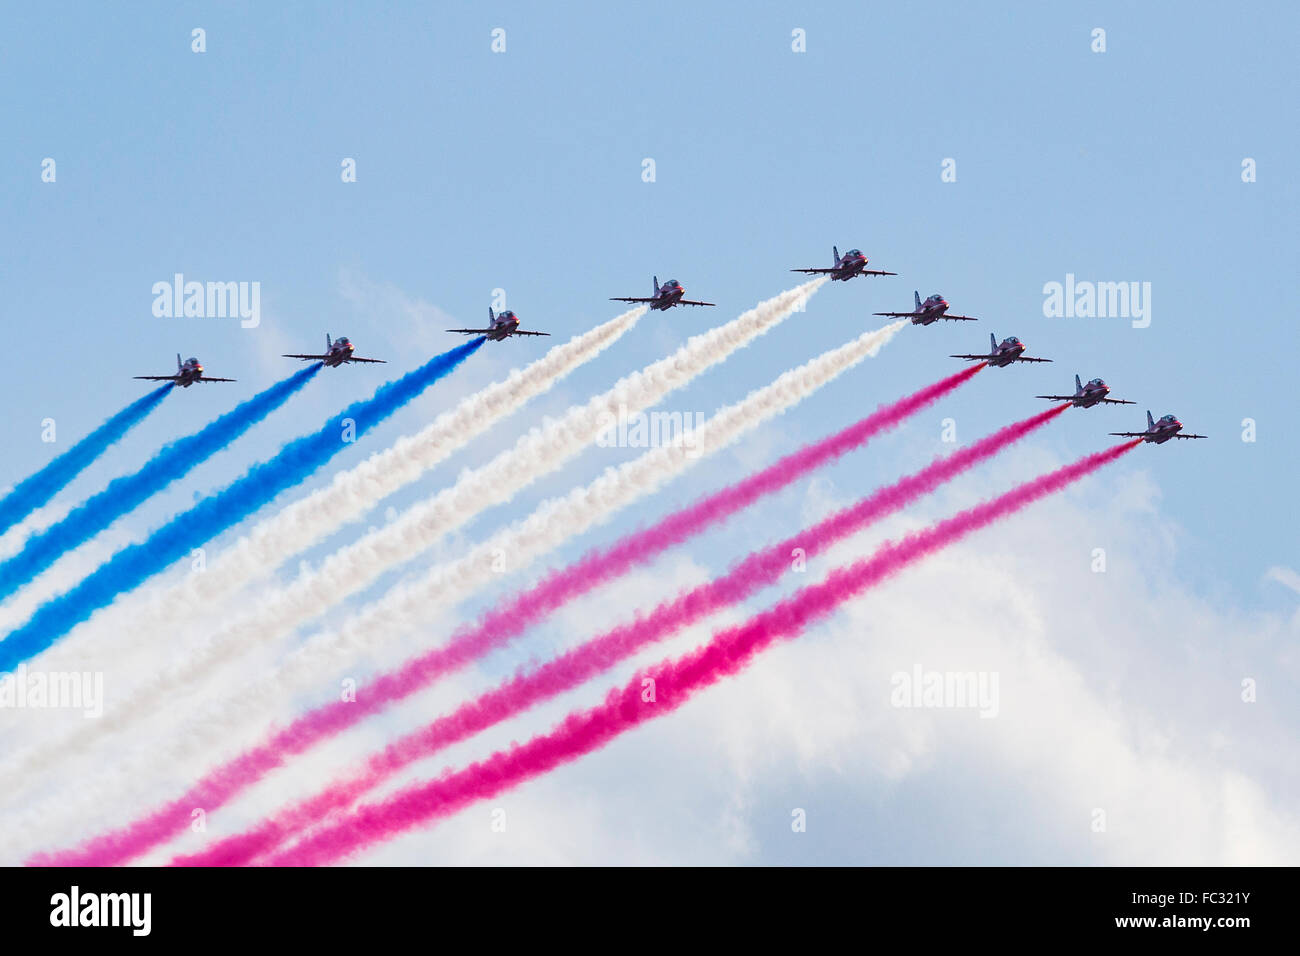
[
  {"left": 911, "top": 300, "right": 951, "bottom": 325},
  {"left": 988, "top": 344, "right": 1026, "bottom": 368},
  {"left": 1073, "top": 383, "right": 1111, "bottom": 408},
  {"left": 651, "top": 288, "right": 686, "bottom": 310},
  {"left": 175, "top": 364, "right": 204, "bottom": 387},
  {"left": 322, "top": 344, "right": 354, "bottom": 367},
  {"left": 1145, "top": 422, "right": 1183, "bottom": 443},
  {"left": 831, "top": 255, "right": 868, "bottom": 280}
]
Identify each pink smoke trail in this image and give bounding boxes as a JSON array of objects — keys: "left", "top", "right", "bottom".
[
  {"left": 262, "top": 439, "right": 1141, "bottom": 867},
  {"left": 176, "top": 402, "right": 1067, "bottom": 865},
  {"left": 33, "top": 364, "right": 983, "bottom": 867}
]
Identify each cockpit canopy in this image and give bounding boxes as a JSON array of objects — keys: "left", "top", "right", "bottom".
[
  {"left": 1159, "top": 414, "right": 1176, "bottom": 423},
  {"left": 499, "top": 310, "right": 516, "bottom": 321},
  {"left": 187, "top": 357, "right": 199, "bottom": 365},
  {"left": 337, "top": 337, "right": 350, "bottom": 346},
  {"left": 663, "top": 280, "right": 680, "bottom": 289},
  {"left": 1005, "top": 336, "right": 1020, "bottom": 345},
  {"left": 845, "top": 249, "right": 862, "bottom": 258},
  {"left": 1088, "top": 377, "right": 1104, "bottom": 387}
]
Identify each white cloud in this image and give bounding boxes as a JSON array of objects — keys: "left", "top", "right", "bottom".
[
  {"left": 310, "top": 440, "right": 1300, "bottom": 865},
  {"left": 12, "top": 422, "right": 1297, "bottom": 867}
]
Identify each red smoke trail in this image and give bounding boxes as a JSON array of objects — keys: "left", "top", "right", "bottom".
[
  {"left": 262, "top": 439, "right": 1140, "bottom": 867},
  {"left": 176, "top": 402, "right": 1067, "bottom": 866},
  {"left": 33, "top": 364, "right": 982, "bottom": 867}
]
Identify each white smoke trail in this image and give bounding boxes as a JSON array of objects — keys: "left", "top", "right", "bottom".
[
  {"left": 2, "top": 318, "right": 902, "bottom": 862},
  {"left": 0, "top": 503, "right": 66, "bottom": 562},
  {"left": 0, "top": 503, "right": 82, "bottom": 633},
  {"left": 0, "top": 281, "right": 824, "bottom": 827},
  {"left": 16, "top": 307, "right": 644, "bottom": 681}
]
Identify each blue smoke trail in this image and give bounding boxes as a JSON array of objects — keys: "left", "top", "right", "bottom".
[
  {"left": 0, "top": 337, "right": 484, "bottom": 670},
  {"left": 0, "top": 385, "right": 173, "bottom": 538},
  {"left": 0, "top": 365, "right": 322, "bottom": 600}
]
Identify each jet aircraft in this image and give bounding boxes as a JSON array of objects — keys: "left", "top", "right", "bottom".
[
  {"left": 134, "top": 354, "right": 235, "bottom": 387},
  {"left": 875, "top": 291, "right": 978, "bottom": 325},
  {"left": 791, "top": 246, "right": 896, "bottom": 281},
  {"left": 448, "top": 308, "right": 551, "bottom": 341},
  {"left": 1110, "top": 411, "right": 1207, "bottom": 444},
  {"left": 1036, "top": 374, "right": 1134, "bottom": 408},
  {"left": 951, "top": 333, "right": 1053, "bottom": 367},
  {"left": 610, "top": 277, "right": 715, "bottom": 310},
  {"left": 283, "top": 334, "right": 386, "bottom": 367}
]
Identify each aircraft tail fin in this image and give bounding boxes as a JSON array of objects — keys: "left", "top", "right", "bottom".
[
  {"left": 326, "top": 333, "right": 332, "bottom": 349},
  {"left": 914, "top": 290, "right": 922, "bottom": 310},
  {"left": 990, "top": 332, "right": 997, "bottom": 352},
  {"left": 653, "top": 275, "right": 660, "bottom": 295},
  {"left": 1147, "top": 410, "right": 1155, "bottom": 429},
  {"left": 1075, "top": 373, "right": 1082, "bottom": 393},
  {"left": 832, "top": 245, "right": 841, "bottom": 266},
  {"left": 488, "top": 306, "right": 496, "bottom": 324}
]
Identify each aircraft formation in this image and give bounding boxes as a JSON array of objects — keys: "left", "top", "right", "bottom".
[{"left": 129, "top": 243, "right": 1207, "bottom": 445}]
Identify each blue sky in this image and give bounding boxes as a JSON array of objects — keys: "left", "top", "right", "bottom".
[{"left": 1, "top": 3, "right": 1296, "bottom": 864}]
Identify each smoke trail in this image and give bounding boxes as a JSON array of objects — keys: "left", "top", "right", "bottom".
[
  {"left": 0, "top": 284, "right": 820, "bottom": 854},
  {"left": 11, "top": 311, "right": 883, "bottom": 866},
  {"left": 256, "top": 440, "right": 1141, "bottom": 866},
  {"left": 39, "top": 350, "right": 993, "bottom": 867},
  {"left": 0, "top": 282, "right": 822, "bottom": 805},
  {"left": 0, "top": 503, "right": 69, "bottom": 563},
  {"left": 136, "top": 308, "right": 644, "bottom": 623},
  {"left": 166, "top": 403, "right": 1064, "bottom": 867},
  {"left": 0, "top": 371, "right": 321, "bottom": 599},
  {"left": 177, "top": 281, "right": 823, "bottom": 664},
  {"left": 0, "top": 386, "right": 173, "bottom": 540},
  {"left": 24, "top": 308, "right": 645, "bottom": 684},
  {"left": 0, "top": 340, "right": 481, "bottom": 672}
]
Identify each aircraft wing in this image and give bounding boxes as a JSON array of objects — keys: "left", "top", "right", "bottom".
[
  {"left": 1099, "top": 397, "right": 1136, "bottom": 405},
  {"left": 133, "top": 375, "right": 178, "bottom": 381},
  {"left": 198, "top": 376, "right": 237, "bottom": 383},
  {"left": 1013, "top": 356, "right": 1054, "bottom": 363},
  {"left": 677, "top": 299, "right": 716, "bottom": 307},
  {"left": 790, "top": 268, "right": 835, "bottom": 275},
  {"left": 877, "top": 311, "right": 976, "bottom": 320},
  {"left": 1109, "top": 431, "right": 1149, "bottom": 438},
  {"left": 949, "top": 353, "right": 993, "bottom": 362},
  {"left": 1173, "top": 433, "right": 1207, "bottom": 439},
  {"left": 1034, "top": 395, "right": 1076, "bottom": 402},
  {"left": 861, "top": 269, "right": 898, "bottom": 277},
  {"left": 447, "top": 328, "right": 492, "bottom": 335},
  {"left": 510, "top": 330, "right": 551, "bottom": 336},
  {"left": 609, "top": 296, "right": 655, "bottom": 303},
  {"left": 283, "top": 353, "right": 328, "bottom": 361},
  {"left": 348, "top": 356, "right": 387, "bottom": 363}
]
